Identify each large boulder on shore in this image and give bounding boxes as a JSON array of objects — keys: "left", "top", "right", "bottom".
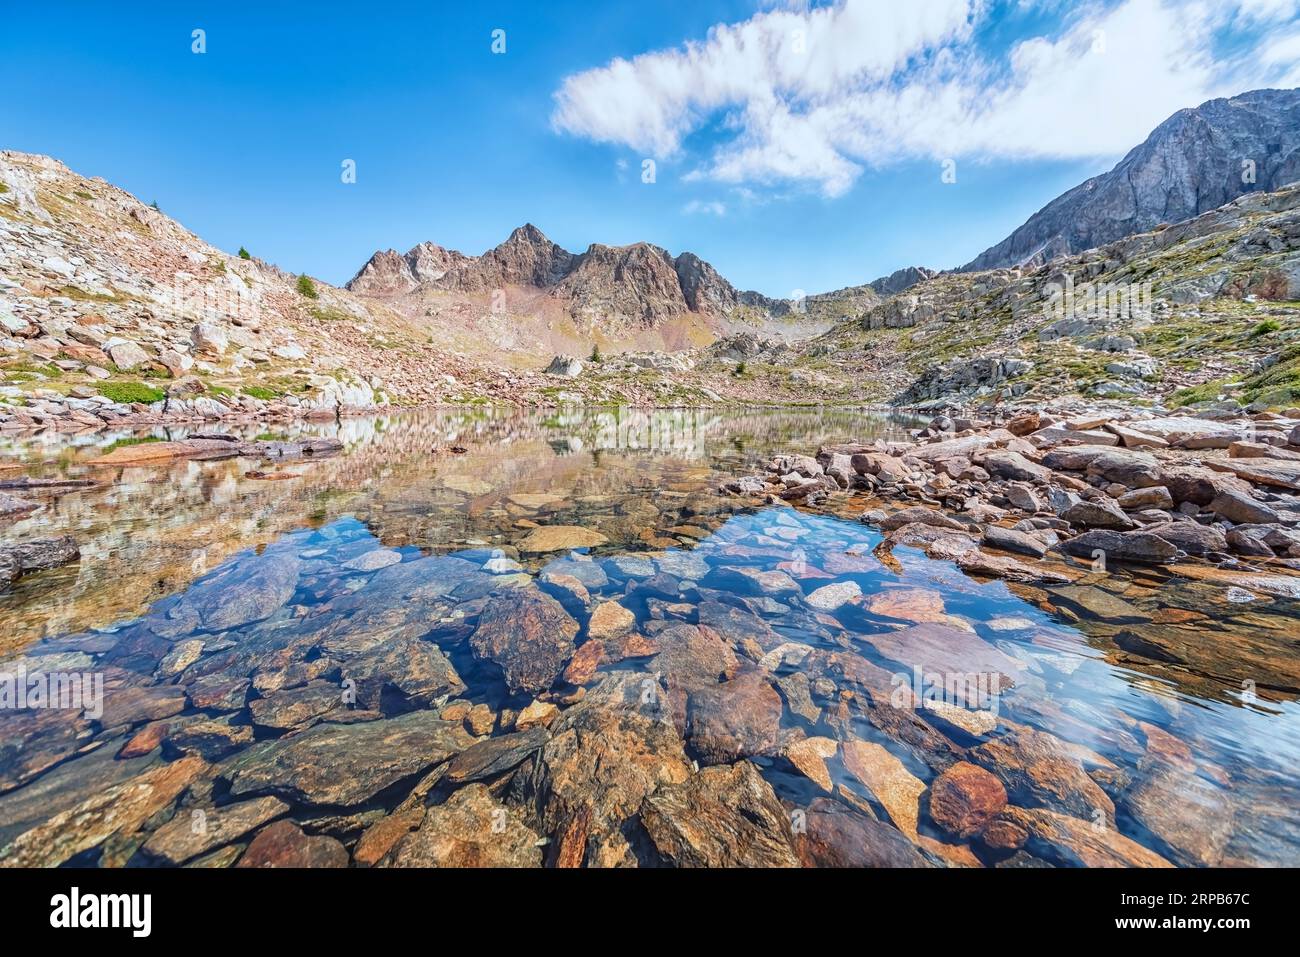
[{"left": 1059, "top": 530, "right": 1179, "bottom": 564}]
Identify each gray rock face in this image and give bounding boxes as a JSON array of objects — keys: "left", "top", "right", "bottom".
[
  {"left": 897, "top": 355, "right": 1033, "bottom": 405},
  {"left": 963, "top": 89, "right": 1300, "bottom": 271},
  {"left": 544, "top": 354, "right": 583, "bottom": 377},
  {"left": 1059, "top": 529, "right": 1179, "bottom": 564},
  {"left": 0, "top": 536, "right": 80, "bottom": 586},
  {"left": 869, "top": 265, "right": 937, "bottom": 296}
]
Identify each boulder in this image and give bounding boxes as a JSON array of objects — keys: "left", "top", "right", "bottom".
[
  {"left": 1059, "top": 530, "right": 1178, "bottom": 564},
  {"left": 470, "top": 589, "right": 578, "bottom": 694},
  {"left": 384, "top": 785, "right": 543, "bottom": 867},
  {"left": 638, "top": 761, "right": 800, "bottom": 867},
  {"left": 1142, "top": 521, "right": 1228, "bottom": 557},
  {"left": 1208, "top": 488, "right": 1282, "bottom": 525},
  {"left": 106, "top": 339, "right": 150, "bottom": 371},
  {"left": 192, "top": 323, "right": 229, "bottom": 356},
  {"left": 1062, "top": 499, "right": 1137, "bottom": 530},
  {"left": 686, "top": 670, "right": 783, "bottom": 765},
  {"left": 223, "top": 711, "right": 475, "bottom": 807},
  {"left": 544, "top": 355, "right": 583, "bottom": 377}
]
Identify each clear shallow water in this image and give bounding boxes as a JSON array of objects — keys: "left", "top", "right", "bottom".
[{"left": 1, "top": 407, "right": 1298, "bottom": 867}]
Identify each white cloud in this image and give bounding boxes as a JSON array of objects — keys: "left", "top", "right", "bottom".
[
  {"left": 552, "top": 0, "right": 1300, "bottom": 197},
  {"left": 682, "top": 199, "right": 727, "bottom": 216}
]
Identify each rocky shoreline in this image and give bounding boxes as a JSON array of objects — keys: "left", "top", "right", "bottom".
[{"left": 724, "top": 404, "right": 1300, "bottom": 594}]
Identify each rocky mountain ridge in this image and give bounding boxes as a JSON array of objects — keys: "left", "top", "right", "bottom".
[
  {"left": 348, "top": 224, "right": 793, "bottom": 327},
  {"left": 963, "top": 88, "right": 1300, "bottom": 271}
]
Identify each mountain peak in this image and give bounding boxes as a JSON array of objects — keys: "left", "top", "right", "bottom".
[{"left": 962, "top": 87, "right": 1300, "bottom": 271}]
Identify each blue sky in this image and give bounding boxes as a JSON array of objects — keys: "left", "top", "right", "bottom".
[{"left": 2, "top": 1, "right": 1297, "bottom": 297}]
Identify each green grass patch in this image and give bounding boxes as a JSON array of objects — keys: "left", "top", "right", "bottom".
[
  {"left": 242, "top": 385, "right": 282, "bottom": 401},
  {"left": 207, "top": 384, "right": 235, "bottom": 398},
  {"left": 99, "top": 381, "right": 166, "bottom": 404},
  {"left": 103, "top": 435, "right": 162, "bottom": 453},
  {"left": 1250, "top": 319, "right": 1281, "bottom": 338},
  {"left": 55, "top": 285, "right": 122, "bottom": 304},
  {"left": 309, "top": 305, "right": 350, "bottom": 322},
  {"left": 1169, "top": 379, "right": 1233, "bottom": 408}
]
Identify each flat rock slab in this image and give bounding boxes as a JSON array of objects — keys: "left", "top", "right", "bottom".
[
  {"left": 1206, "top": 457, "right": 1300, "bottom": 490},
  {"left": 517, "top": 526, "right": 608, "bottom": 552},
  {"left": 445, "top": 726, "right": 550, "bottom": 784},
  {"left": 142, "top": 796, "right": 288, "bottom": 865},
  {"left": 864, "top": 623, "right": 1024, "bottom": 690},
  {"left": 174, "top": 546, "right": 300, "bottom": 632},
  {"left": 222, "top": 711, "right": 476, "bottom": 807},
  {"left": 0, "top": 756, "right": 205, "bottom": 867}
]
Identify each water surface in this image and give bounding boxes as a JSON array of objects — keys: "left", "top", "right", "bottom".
[{"left": 1, "top": 407, "right": 1297, "bottom": 866}]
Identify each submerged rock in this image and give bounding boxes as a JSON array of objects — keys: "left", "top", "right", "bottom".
[
  {"left": 794, "top": 798, "right": 929, "bottom": 867},
  {"left": 971, "top": 727, "right": 1114, "bottom": 825},
  {"left": 517, "top": 525, "right": 608, "bottom": 552},
  {"left": 470, "top": 589, "right": 578, "bottom": 694},
  {"left": 237, "top": 820, "right": 348, "bottom": 868},
  {"left": 444, "top": 726, "right": 550, "bottom": 784},
  {"left": 686, "top": 670, "right": 783, "bottom": 765},
  {"left": 1124, "top": 764, "right": 1234, "bottom": 867},
  {"left": 223, "top": 711, "right": 475, "bottom": 807},
  {"left": 0, "top": 756, "right": 206, "bottom": 868},
  {"left": 841, "top": 739, "right": 926, "bottom": 841},
  {"left": 982, "top": 806, "right": 1172, "bottom": 868},
  {"left": 525, "top": 674, "right": 691, "bottom": 866},
  {"left": 142, "top": 796, "right": 288, "bottom": 865},
  {"left": 639, "top": 761, "right": 800, "bottom": 867},
  {"left": 928, "top": 761, "right": 1008, "bottom": 839},
  {"left": 174, "top": 547, "right": 300, "bottom": 632},
  {"left": 384, "top": 785, "right": 542, "bottom": 867}
]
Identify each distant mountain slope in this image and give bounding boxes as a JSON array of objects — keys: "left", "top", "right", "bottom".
[{"left": 962, "top": 88, "right": 1300, "bottom": 272}]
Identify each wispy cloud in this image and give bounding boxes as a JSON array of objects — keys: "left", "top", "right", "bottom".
[
  {"left": 552, "top": 0, "right": 1300, "bottom": 197},
  {"left": 682, "top": 199, "right": 727, "bottom": 216}
]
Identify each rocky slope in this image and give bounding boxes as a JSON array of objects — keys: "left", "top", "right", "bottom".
[
  {"left": 722, "top": 178, "right": 1300, "bottom": 411},
  {"left": 0, "top": 151, "right": 658, "bottom": 431},
  {"left": 963, "top": 88, "right": 1300, "bottom": 272}
]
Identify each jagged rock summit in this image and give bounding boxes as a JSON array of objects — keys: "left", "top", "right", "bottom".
[{"left": 348, "top": 224, "right": 786, "bottom": 326}]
